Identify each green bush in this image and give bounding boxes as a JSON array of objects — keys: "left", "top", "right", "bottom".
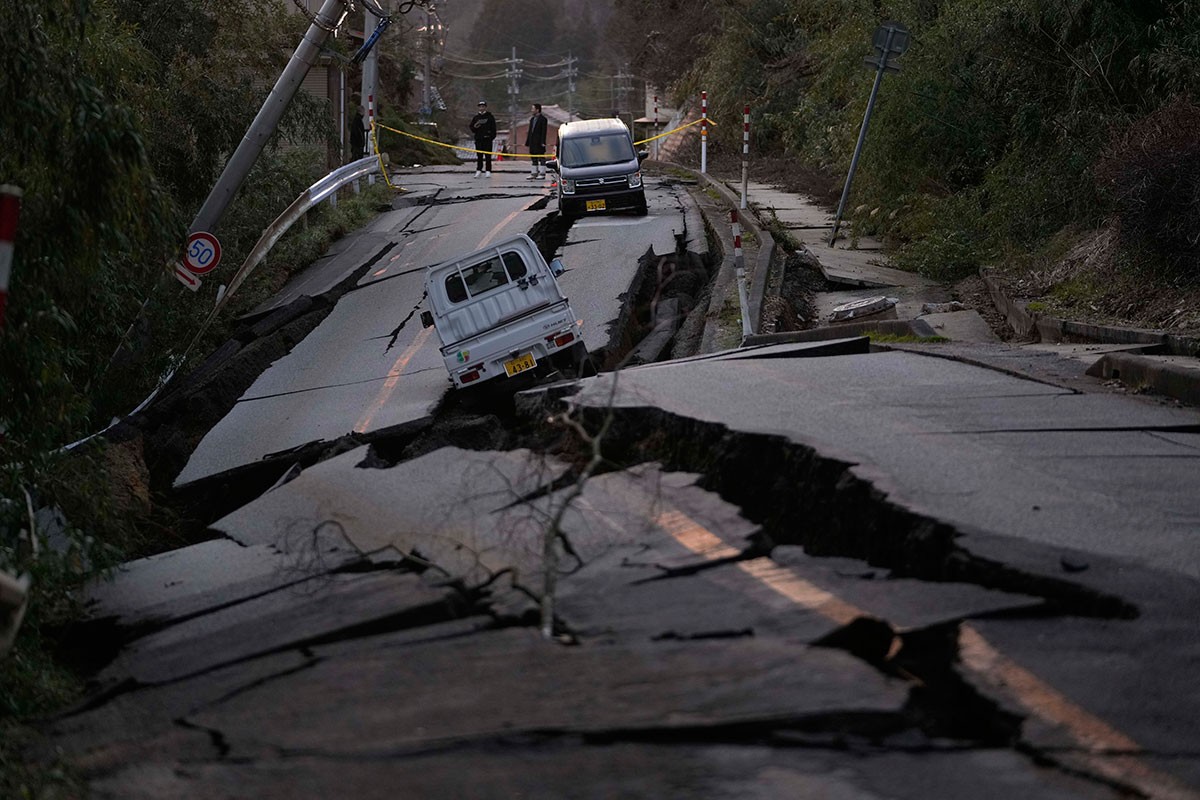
[{"left": 671, "top": 0, "right": 1200, "bottom": 280}]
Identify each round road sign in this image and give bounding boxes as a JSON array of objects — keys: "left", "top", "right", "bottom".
[{"left": 184, "top": 231, "right": 222, "bottom": 275}]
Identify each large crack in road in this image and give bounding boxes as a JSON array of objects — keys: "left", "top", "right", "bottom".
[{"left": 52, "top": 181, "right": 1199, "bottom": 799}]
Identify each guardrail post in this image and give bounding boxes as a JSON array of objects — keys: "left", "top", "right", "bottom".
[
  {"left": 0, "top": 185, "right": 21, "bottom": 329},
  {"left": 732, "top": 209, "right": 752, "bottom": 339},
  {"left": 740, "top": 105, "right": 750, "bottom": 210}
]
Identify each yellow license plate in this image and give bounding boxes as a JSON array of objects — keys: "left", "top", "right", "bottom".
[
  {"left": 585, "top": 199, "right": 606, "bottom": 212},
  {"left": 503, "top": 352, "right": 537, "bottom": 377}
]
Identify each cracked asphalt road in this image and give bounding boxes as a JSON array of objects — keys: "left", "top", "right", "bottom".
[{"left": 46, "top": 166, "right": 1200, "bottom": 799}]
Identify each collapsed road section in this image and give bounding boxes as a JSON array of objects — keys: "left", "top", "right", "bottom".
[
  {"left": 50, "top": 338, "right": 1200, "bottom": 799},
  {"left": 40, "top": 172, "right": 1200, "bottom": 798}
]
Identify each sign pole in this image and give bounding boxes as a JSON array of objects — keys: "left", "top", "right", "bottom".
[{"left": 830, "top": 21, "right": 908, "bottom": 246}]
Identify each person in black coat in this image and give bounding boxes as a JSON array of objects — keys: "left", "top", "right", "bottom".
[
  {"left": 470, "top": 100, "right": 497, "bottom": 176},
  {"left": 349, "top": 106, "right": 366, "bottom": 159},
  {"left": 525, "top": 103, "right": 548, "bottom": 180}
]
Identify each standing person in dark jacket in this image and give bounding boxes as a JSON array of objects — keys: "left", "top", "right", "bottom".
[
  {"left": 525, "top": 103, "right": 548, "bottom": 180},
  {"left": 470, "top": 100, "right": 497, "bottom": 177},
  {"left": 349, "top": 106, "right": 366, "bottom": 159}
]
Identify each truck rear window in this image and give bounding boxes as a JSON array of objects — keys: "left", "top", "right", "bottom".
[{"left": 444, "top": 251, "right": 530, "bottom": 304}]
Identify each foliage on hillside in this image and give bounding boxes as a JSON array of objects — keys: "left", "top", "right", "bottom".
[
  {"left": 0, "top": 0, "right": 419, "bottom": 739},
  {"left": 622, "top": 0, "right": 1200, "bottom": 289}
]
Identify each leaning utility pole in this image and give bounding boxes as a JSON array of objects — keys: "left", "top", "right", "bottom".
[
  {"left": 506, "top": 46, "right": 522, "bottom": 147},
  {"left": 362, "top": 5, "right": 380, "bottom": 184},
  {"left": 191, "top": 0, "right": 349, "bottom": 238},
  {"left": 565, "top": 51, "right": 578, "bottom": 119},
  {"left": 421, "top": 3, "right": 433, "bottom": 120},
  {"left": 615, "top": 63, "right": 632, "bottom": 123}
]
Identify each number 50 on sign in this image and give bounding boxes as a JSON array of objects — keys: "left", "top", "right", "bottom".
[{"left": 183, "top": 231, "right": 222, "bottom": 275}]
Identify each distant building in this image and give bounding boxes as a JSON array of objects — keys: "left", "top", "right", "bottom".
[{"left": 633, "top": 86, "right": 680, "bottom": 150}]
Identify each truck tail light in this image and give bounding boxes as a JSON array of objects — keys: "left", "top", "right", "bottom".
[
  {"left": 459, "top": 363, "right": 484, "bottom": 384},
  {"left": 545, "top": 331, "right": 574, "bottom": 349}
]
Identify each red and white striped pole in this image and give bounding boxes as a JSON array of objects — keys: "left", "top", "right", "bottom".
[
  {"left": 740, "top": 105, "right": 750, "bottom": 209},
  {"left": 367, "top": 93, "right": 376, "bottom": 185},
  {"left": 0, "top": 185, "right": 21, "bottom": 330},
  {"left": 700, "top": 91, "right": 708, "bottom": 174},
  {"left": 731, "top": 208, "right": 752, "bottom": 338}
]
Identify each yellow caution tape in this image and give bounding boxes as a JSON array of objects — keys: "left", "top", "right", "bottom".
[
  {"left": 369, "top": 122, "right": 397, "bottom": 189},
  {"left": 375, "top": 122, "right": 538, "bottom": 158},
  {"left": 374, "top": 117, "right": 718, "bottom": 159},
  {"left": 636, "top": 117, "right": 716, "bottom": 146}
]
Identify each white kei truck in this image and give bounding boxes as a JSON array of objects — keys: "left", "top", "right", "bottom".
[{"left": 420, "top": 234, "right": 588, "bottom": 389}]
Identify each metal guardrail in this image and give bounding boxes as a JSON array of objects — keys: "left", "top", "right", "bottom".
[{"left": 216, "top": 155, "right": 385, "bottom": 311}]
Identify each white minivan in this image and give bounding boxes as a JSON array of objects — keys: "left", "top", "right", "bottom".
[{"left": 420, "top": 234, "right": 587, "bottom": 389}]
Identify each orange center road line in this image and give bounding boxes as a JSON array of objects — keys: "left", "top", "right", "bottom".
[
  {"left": 652, "top": 505, "right": 1198, "bottom": 799},
  {"left": 477, "top": 204, "right": 525, "bottom": 250},
  {"left": 959, "top": 626, "right": 1198, "bottom": 799},
  {"left": 656, "top": 509, "right": 863, "bottom": 626},
  {"left": 354, "top": 327, "right": 433, "bottom": 433}
]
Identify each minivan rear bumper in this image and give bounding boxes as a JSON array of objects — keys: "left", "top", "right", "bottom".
[{"left": 562, "top": 185, "right": 645, "bottom": 215}]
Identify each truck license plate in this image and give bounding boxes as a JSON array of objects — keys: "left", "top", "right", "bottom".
[
  {"left": 504, "top": 352, "right": 537, "bottom": 377},
  {"left": 585, "top": 199, "right": 606, "bottom": 212}
]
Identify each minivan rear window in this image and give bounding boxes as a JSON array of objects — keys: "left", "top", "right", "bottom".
[{"left": 560, "top": 132, "right": 636, "bottom": 168}]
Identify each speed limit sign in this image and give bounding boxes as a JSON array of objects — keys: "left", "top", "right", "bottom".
[{"left": 183, "top": 231, "right": 222, "bottom": 275}]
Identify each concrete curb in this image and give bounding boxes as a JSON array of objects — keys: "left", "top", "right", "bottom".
[
  {"left": 743, "top": 318, "right": 937, "bottom": 347},
  {"left": 659, "top": 163, "right": 772, "bottom": 338},
  {"left": 980, "top": 267, "right": 1200, "bottom": 353},
  {"left": 981, "top": 266, "right": 1200, "bottom": 404},
  {"left": 1085, "top": 352, "right": 1200, "bottom": 406}
]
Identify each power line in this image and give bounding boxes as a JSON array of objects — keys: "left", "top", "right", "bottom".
[{"left": 442, "top": 69, "right": 509, "bottom": 80}]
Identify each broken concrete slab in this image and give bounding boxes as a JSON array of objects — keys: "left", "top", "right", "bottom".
[
  {"left": 920, "top": 309, "right": 1002, "bottom": 343},
  {"left": 555, "top": 547, "right": 842, "bottom": 643},
  {"left": 248, "top": 232, "right": 395, "bottom": 318},
  {"left": 545, "top": 349, "right": 1200, "bottom": 581},
  {"left": 769, "top": 547, "right": 1043, "bottom": 631},
  {"left": 99, "top": 569, "right": 464, "bottom": 685},
  {"left": 807, "top": 245, "right": 935, "bottom": 289},
  {"left": 814, "top": 285, "right": 952, "bottom": 324},
  {"left": 83, "top": 741, "right": 1117, "bottom": 800},
  {"left": 213, "top": 446, "right": 568, "bottom": 589},
  {"left": 81, "top": 535, "right": 362, "bottom": 632},
  {"left": 50, "top": 618, "right": 494, "bottom": 773},
  {"left": 184, "top": 627, "right": 909, "bottom": 759}
]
